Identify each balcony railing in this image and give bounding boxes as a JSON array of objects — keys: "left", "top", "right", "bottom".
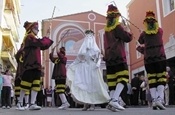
[
  {"left": 4, "top": 9, "right": 19, "bottom": 42},
  {"left": 1, "top": 50, "right": 17, "bottom": 70},
  {"left": 2, "top": 28, "right": 17, "bottom": 52}
]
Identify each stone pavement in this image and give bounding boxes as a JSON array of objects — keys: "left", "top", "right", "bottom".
[{"left": 0, "top": 106, "right": 175, "bottom": 115}]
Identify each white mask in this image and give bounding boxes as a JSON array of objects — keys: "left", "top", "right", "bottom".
[{"left": 32, "top": 28, "right": 39, "bottom": 35}]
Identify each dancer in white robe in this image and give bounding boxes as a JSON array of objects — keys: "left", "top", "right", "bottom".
[{"left": 67, "top": 30, "right": 111, "bottom": 110}]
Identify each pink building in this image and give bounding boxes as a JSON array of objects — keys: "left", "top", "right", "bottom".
[{"left": 41, "top": 11, "right": 107, "bottom": 88}]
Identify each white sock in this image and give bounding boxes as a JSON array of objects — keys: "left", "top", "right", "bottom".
[
  {"left": 30, "top": 90, "right": 38, "bottom": 104},
  {"left": 157, "top": 85, "right": 165, "bottom": 100},
  {"left": 113, "top": 83, "right": 124, "bottom": 101},
  {"left": 110, "top": 90, "right": 115, "bottom": 98},
  {"left": 59, "top": 93, "right": 67, "bottom": 104},
  {"left": 18, "top": 90, "right": 25, "bottom": 103},
  {"left": 150, "top": 87, "right": 157, "bottom": 101},
  {"left": 25, "top": 95, "right": 29, "bottom": 104}
]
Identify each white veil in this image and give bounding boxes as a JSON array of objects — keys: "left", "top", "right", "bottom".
[{"left": 78, "top": 33, "right": 100, "bottom": 57}]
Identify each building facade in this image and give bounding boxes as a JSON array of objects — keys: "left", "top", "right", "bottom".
[
  {"left": 127, "top": 0, "right": 175, "bottom": 79},
  {"left": 0, "top": 0, "right": 21, "bottom": 72},
  {"left": 42, "top": 11, "right": 108, "bottom": 88}
]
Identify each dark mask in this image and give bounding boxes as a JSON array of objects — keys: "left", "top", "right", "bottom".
[
  {"left": 145, "top": 19, "right": 156, "bottom": 30},
  {"left": 60, "top": 51, "right": 65, "bottom": 55}
]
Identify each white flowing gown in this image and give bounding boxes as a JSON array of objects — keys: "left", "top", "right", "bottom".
[{"left": 66, "top": 34, "right": 110, "bottom": 104}]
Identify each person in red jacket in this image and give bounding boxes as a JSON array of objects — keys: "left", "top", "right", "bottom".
[
  {"left": 50, "top": 47, "right": 70, "bottom": 110},
  {"left": 137, "top": 11, "right": 167, "bottom": 110},
  {"left": 103, "top": 4, "right": 132, "bottom": 111},
  {"left": 16, "top": 21, "right": 53, "bottom": 111}
]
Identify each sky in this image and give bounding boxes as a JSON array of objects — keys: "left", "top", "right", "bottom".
[{"left": 18, "top": 0, "right": 131, "bottom": 46}]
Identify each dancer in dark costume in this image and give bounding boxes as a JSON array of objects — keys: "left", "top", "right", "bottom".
[
  {"left": 50, "top": 47, "right": 70, "bottom": 110},
  {"left": 103, "top": 4, "right": 132, "bottom": 111},
  {"left": 16, "top": 21, "right": 53, "bottom": 111},
  {"left": 137, "top": 11, "right": 167, "bottom": 110},
  {"left": 15, "top": 44, "right": 30, "bottom": 109}
]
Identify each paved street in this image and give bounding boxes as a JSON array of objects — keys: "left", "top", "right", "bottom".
[{"left": 1, "top": 106, "right": 175, "bottom": 115}]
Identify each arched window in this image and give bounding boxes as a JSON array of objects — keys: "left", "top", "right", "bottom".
[{"left": 65, "top": 40, "right": 75, "bottom": 51}]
